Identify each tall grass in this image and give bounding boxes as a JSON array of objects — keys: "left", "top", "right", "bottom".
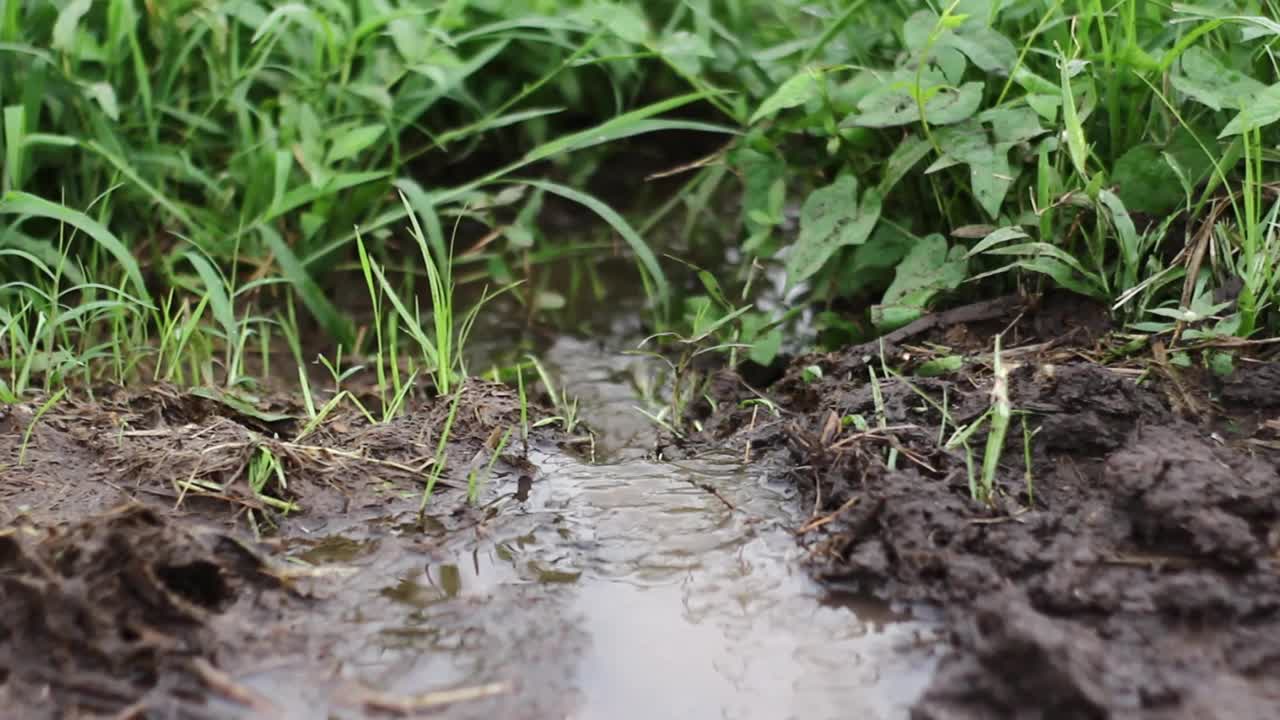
[{"left": 3, "top": 0, "right": 1280, "bottom": 405}]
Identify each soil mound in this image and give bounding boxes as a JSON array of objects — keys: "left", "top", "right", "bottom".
[
  {"left": 0, "top": 505, "right": 286, "bottom": 718},
  {"left": 693, "top": 295, "right": 1280, "bottom": 718}
]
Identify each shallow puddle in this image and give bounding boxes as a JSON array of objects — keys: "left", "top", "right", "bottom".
[{"left": 240, "top": 337, "right": 942, "bottom": 719}]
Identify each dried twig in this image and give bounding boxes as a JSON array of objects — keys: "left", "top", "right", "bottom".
[{"left": 796, "top": 495, "right": 859, "bottom": 535}]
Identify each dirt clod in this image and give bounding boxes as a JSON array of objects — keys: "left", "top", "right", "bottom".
[
  {"left": 0, "top": 378, "right": 549, "bottom": 717},
  {"left": 0, "top": 505, "right": 283, "bottom": 718},
  {"left": 696, "top": 299, "right": 1280, "bottom": 719}
]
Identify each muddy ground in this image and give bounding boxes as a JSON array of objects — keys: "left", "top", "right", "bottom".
[
  {"left": 0, "top": 379, "right": 551, "bottom": 718},
  {"left": 685, "top": 291, "right": 1280, "bottom": 719},
  {"left": 7, "top": 290, "right": 1280, "bottom": 719}
]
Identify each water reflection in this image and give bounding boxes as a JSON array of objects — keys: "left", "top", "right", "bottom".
[{"left": 243, "top": 335, "right": 941, "bottom": 719}]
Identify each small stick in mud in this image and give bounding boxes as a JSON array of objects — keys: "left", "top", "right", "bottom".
[
  {"left": 189, "top": 658, "right": 279, "bottom": 716},
  {"left": 795, "top": 495, "right": 860, "bottom": 535},
  {"left": 698, "top": 482, "right": 738, "bottom": 512},
  {"left": 346, "top": 681, "right": 512, "bottom": 715}
]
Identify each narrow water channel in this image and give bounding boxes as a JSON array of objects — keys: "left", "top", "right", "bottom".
[{"left": 244, "top": 334, "right": 942, "bottom": 719}]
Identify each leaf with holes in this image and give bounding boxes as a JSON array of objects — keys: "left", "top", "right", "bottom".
[
  {"left": 846, "top": 81, "right": 983, "bottom": 128},
  {"left": 786, "top": 175, "right": 883, "bottom": 285},
  {"left": 903, "top": 8, "right": 1016, "bottom": 73}
]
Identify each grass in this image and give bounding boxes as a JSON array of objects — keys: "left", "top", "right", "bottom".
[{"left": 3, "top": 1, "right": 1280, "bottom": 509}]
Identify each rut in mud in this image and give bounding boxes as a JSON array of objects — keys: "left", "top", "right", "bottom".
[
  {"left": 1, "top": 337, "right": 942, "bottom": 720},
  {"left": 689, "top": 293, "right": 1280, "bottom": 719}
]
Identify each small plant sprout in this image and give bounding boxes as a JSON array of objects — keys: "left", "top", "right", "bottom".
[
  {"left": 868, "top": 365, "right": 897, "bottom": 471},
  {"left": 1022, "top": 414, "right": 1041, "bottom": 506},
  {"left": 527, "top": 354, "right": 583, "bottom": 435},
  {"left": 420, "top": 389, "right": 464, "bottom": 522},
  {"left": 18, "top": 388, "right": 66, "bottom": 466},
  {"left": 979, "top": 336, "right": 1012, "bottom": 506},
  {"left": 467, "top": 427, "right": 514, "bottom": 505}
]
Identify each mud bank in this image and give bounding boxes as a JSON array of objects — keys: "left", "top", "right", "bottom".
[
  {"left": 2, "top": 345, "right": 942, "bottom": 719},
  {"left": 0, "top": 380, "right": 544, "bottom": 718},
  {"left": 689, "top": 294, "right": 1280, "bottom": 719}
]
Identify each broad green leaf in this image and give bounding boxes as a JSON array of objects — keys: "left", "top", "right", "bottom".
[
  {"left": 1014, "top": 257, "right": 1105, "bottom": 298},
  {"left": 872, "top": 304, "right": 927, "bottom": 330},
  {"left": 1060, "top": 57, "right": 1089, "bottom": 178},
  {"left": 934, "top": 47, "right": 969, "bottom": 86},
  {"left": 1098, "top": 190, "right": 1139, "bottom": 282},
  {"left": 52, "top": 0, "right": 92, "bottom": 52},
  {"left": 1172, "top": 46, "right": 1267, "bottom": 111},
  {"left": 981, "top": 106, "right": 1046, "bottom": 144},
  {"left": 737, "top": 148, "right": 787, "bottom": 237},
  {"left": 328, "top": 124, "right": 385, "bottom": 164},
  {"left": 656, "top": 31, "right": 714, "bottom": 76},
  {"left": 948, "top": 25, "right": 1017, "bottom": 73},
  {"left": 748, "top": 327, "right": 783, "bottom": 367},
  {"left": 835, "top": 223, "right": 914, "bottom": 297},
  {"left": 1012, "top": 67, "right": 1059, "bottom": 95},
  {"left": 967, "top": 143, "right": 1013, "bottom": 218},
  {"left": 578, "top": 2, "right": 648, "bottom": 43},
  {"left": 879, "top": 134, "right": 932, "bottom": 195},
  {"left": 787, "top": 175, "right": 883, "bottom": 284},
  {"left": 929, "top": 109, "right": 1044, "bottom": 217},
  {"left": 916, "top": 355, "right": 965, "bottom": 376},
  {"left": 982, "top": 241, "right": 1095, "bottom": 277},
  {"left": 878, "top": 233, "right": 967, "bottom": 320},
  {"left": 847, "top": 81, "right": 983, "bottom": 128},
  {"left": 903, "top": 9, "right": 1016, "bottom": 72},
  {"left": 967, "top": 226, "right": 1030, "bottom": 257},
  {"left": 1111, "top": 144, "right": 1184, "bottom": 214},
  {"left": 0, "top": 192, "right": 150, "bottom": 304},
  {"left": 750, "top": 68, "right": 822, "bottom": 124},
  {"left": 1026, "top": 94, "right": 1060, "bottom": 122},
  {"left": 1220, "top": 82, "right": 1280, "bottom": 137},
  {"left": 86, "top": 82, "right": 119, "bottom": 121}
]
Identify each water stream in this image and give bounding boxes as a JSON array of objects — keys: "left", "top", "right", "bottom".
[{"left": 245, "top": 334, "right": 942, "bottom": 719}]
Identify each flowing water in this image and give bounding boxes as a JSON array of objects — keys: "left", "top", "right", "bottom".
[{"left": 240, "top": 334, "right": 942, "bottom": 719}]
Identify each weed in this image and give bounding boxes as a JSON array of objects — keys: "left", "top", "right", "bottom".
[
  {"left": 527, "top": 354, "right": 583, "bottom": 436},
  {"left": 420, "top": 389, "right": 464, "bottom": 521},
  {"left": 979, "top": 336, "right": 1012, "bottom": 504},
  {"left": 467, "top": 427, "right": 514, "bottom": 506},
  {"left": 17, "top": 387, "right": 65, "bottom": 465}
]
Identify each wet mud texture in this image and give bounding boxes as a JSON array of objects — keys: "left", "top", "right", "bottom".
[
  {"left": 0, "top": 506, "right": 287, "bottom": 718},
  {"left": 694, "top": 295, "right": 1280, "bottom": 719},
  {"left": 0, "top": 380, "right": 546, "bottom": 718}
]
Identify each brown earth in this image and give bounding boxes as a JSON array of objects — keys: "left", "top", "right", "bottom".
[
  {"left": 687, "top": 292, "right": 1280, "bottom": 719},
  {"left": 0, "top": 379, "right": 548, "bottom": 719}
]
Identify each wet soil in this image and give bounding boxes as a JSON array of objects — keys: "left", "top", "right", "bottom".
[
  {"left": 2, "top": 340, "right": 942, "bottom": 719},
  {"left": 689, "top": 292, "right": 1280, "bottom": 719},
  {"left": 0, "top": 380, "right": 548, "bottom": 718}
]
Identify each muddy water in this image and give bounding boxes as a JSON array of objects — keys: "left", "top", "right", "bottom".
[{"left": 245, "top": 336, "right": 941, "bottom": 719}]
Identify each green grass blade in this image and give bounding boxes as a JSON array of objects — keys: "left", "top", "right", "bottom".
[
  {"left": 0, "top": 191, "right": 150, "bottom": 304},
  {"left": 515, "top": 178, "right": 669, "bottom": 306},
  {"left": 258, "top": 225, "right": 354, "bottom": 347}
]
